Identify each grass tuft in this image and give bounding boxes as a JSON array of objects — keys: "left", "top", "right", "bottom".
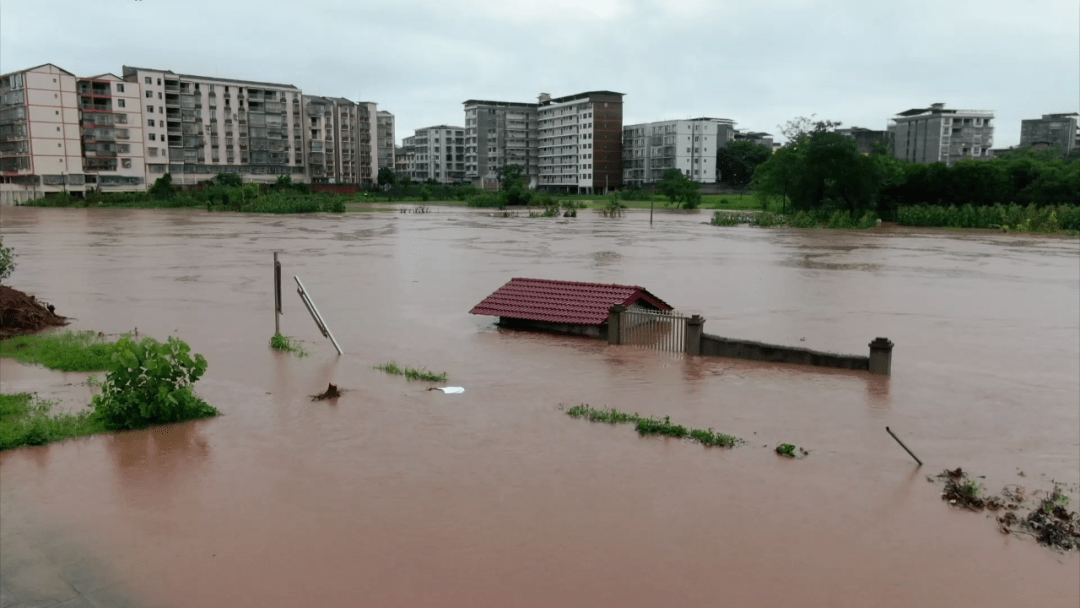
[
  {"left": 0, "top": 330, "right": 120, "bottom": 371},
  {"left": 0, "top": 393, "right": 105, "bottom": 451},
  {"left": 565, "top": 404, "right": 741, "bottom": 448},
  {"left": 374, "top": 361, "right": 448, "bottom": 382},
  {"left": 269, "top": 333, "right": 309, "bottom": 357}
]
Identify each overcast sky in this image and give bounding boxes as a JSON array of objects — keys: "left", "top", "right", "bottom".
[{"left": 2, "top": 0, "right": 1076, "bottom": 148}]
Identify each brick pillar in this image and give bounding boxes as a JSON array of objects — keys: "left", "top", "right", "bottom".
[
  {"left": 686, "top": 314, "right": 704, "bottom": 356},
  {"left": 868, "top": 337, "right": 894, "bottom": 375},
  {"left": 608, "top": 304, "right": 626, "bottom": 345}
]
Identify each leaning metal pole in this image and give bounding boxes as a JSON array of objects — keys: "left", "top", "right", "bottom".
[{"left": 294, "top": 276, "right": 343, "bottom": 355}]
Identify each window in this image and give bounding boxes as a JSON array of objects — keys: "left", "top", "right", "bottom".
[
  {"left": 149, "top": 133, "right": 156, "bottom": 141},
  {"left": 210, "top": 110, "right": 216, "bottom": 119},
  {"left": 116, "top": 84, "right": 125, "bottom": 93},
  {"left": 147, "top": 105, "right": 154, "bottom": 113},
  {"left": 158, "top": 92, "right": 162, "bottom": 99},
  {"left": 209, "top": 84, "right": 215, "bottom": 92},
  {"left": 159, "top": 107, "right": 163, "bottom": 114},
  {"left": 148, "top": 147, "right": 158, "bottom": 157},
  {"left": 117, "top": 99, "right": 125, "bottom": 108},
  {"left": 157, "top": 78, "right": 161, "bottom": 85},
  {"left": 122, "top": 159, "right": 131, "bottom": 169},
  {"left": 144, "top": 77, "right": 152, "bottom": 85},
  {"left": 146, "top": 91, "right": 153, "bottom": 99},
  {"left": 148, "top": 119, "right": 155, "bottom": 127}
]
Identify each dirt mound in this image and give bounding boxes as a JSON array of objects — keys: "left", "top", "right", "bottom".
[{"left": 0, "top": 285, "right": 67, "bottom": 339}]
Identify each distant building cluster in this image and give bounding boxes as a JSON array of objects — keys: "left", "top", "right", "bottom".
[
  {"left": 1, "top": 63, "right": 396, "bottom": 204},
  {"left": 3, "top": 60, "right": 1077, "bottom": 202}
]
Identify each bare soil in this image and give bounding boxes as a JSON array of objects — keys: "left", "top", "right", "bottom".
[{"left": 0, "top": 285, "right": 67, "bottom": 339}]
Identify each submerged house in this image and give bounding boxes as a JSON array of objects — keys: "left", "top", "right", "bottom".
[{"left": 470, "top": 278, "right": 672, "bottom": 338}]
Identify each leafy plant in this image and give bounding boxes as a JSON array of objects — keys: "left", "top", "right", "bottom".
[
  {"left": 564, "top": 404, "right": 741, "bottom": 448},
  {"left": 776, "top": 443, "right": 797, "bottom": 457},
  {"left": 90, "top": 335, "right": 217, "bottom": 430},
  {"left": 0, "top": 236, "right": 15, "bottom": 283},
  {"left": 0, "top": 393, "right": 104, "bottom": 451}
]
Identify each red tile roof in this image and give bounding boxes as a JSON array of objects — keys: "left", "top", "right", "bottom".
[{"left": 470, "top": 278, "right": 672, "bottom": 325}]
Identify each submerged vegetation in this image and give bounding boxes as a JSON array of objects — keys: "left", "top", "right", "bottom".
[
  {"left": 270, "top": 333, "right": 309, "bottom": 357},
  {"left": 374, "top": 361, "right": 448, "bottom": 382},
  {"left": 564, "top": 404, "right": 742, "bottom": 448},
  {"left": 0, "top": 331, "right": 217, "bottom": 449}
]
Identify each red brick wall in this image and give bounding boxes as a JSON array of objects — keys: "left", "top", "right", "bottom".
[{"left": 593, "top": 96, "right": 623, "bottom": 191}]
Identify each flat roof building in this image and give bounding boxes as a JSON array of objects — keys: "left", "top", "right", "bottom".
[
  {"left": 1019, "top": 113, "right": 1079, "bottom": 155},
  {"left": 888, "top": 102, "right": 994, "bottom": 166},
  {"left": 407, "top": 125, "right": 466, "bottom": 184},
  {"left": 622, "top": 118, "right": 734, "bottom": 186},
  {"left": 463, "top": 99, "right": 540, "bottom": 189},
  {"left": 537, "top": 91, "right": 623, "bottom": 194}
]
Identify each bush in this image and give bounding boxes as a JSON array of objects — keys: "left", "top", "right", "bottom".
[
  {"left": 149, "top": 174, "right": 177, "bottom": 199},
  {"left": 466, "top": 192, "right": 504, "bottom": 208},
  {"left": 897, "top": 203, "right": 1080, "bottom": 232},
  {"left": 91, "top": 335, "right": 218, "bottom": 430},
  {"left": 0, "top": 236, "right": 15, "bottom": 283}
]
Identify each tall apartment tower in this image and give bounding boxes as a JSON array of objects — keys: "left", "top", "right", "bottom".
[
  {"left": 463, "top": 100, "right": 540, "bottom": 188},
  {"left": 888, "top": 103, "right": 994, "bottom": 165},
  {"left": 122, "top": 66, "right": 305, "bottom": 186},
  {"left": 1019, "top": 113, "right": 1079, "bottom": 155},
  {"left": 536, "top": 91, "right": 623, "bottom": 193},
  {"left": 0, "top": 64, "right": 85, "bottom": 203},
  {"left": 376, "top": 111, "right": 396, "bottom": 172},
  {"left": 622, "top": 117, "right": 733, "bottom": 186},
  {"left": 407, "top": 125, "right": 465, "bottom": 184},
  {"left": 302, "top": 96, "right": 378, "bottom": 185},
  {"left": 77, "top": 73, "right": 146, "bottom": 192}
]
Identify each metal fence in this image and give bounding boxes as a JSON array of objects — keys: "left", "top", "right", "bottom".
[{"left": 619, "top": 308, "right": 687, "bottom": 353}]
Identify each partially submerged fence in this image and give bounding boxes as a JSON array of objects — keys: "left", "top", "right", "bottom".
[
  {"left": 607, "top": 304, "right": 892, "bottom": 374},
  {"left": 618, "top": 308, "right": 687, "bottom": 353}
]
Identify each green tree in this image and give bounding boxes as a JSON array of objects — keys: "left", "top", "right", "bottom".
[
  {"left": 377, "top": 167, "right": 397, "bottom": 189},
  {"left": 216, "top": 172, "right": 243, "bottom": 188},
  {"left": 149, "top": 174, "right": 176, "bottom": 199},
  {"left": 498, "top": 164, "right": 532, "bottom": 206},
  {"left": 751, "top": 146, "right": 801, "bottom": 214},
  {"left": 657, "top": 169, "right": 702, "bottom": 209},
  {"left": 716, "top": 141, "right": 772, "bottom": 188}
]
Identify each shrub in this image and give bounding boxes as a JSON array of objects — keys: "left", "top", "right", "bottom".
[
  {"left": 91, "top": 336, "right": 218, "bottom": 430},
  {"left": 149, "top": 174, "right": 177, "bottom": 199},
  {"left": 0, "top": 236, "right": 15, "bottom": 282},
  {"left": 466, "top": 192, "right": 504, "bottom": 208}
]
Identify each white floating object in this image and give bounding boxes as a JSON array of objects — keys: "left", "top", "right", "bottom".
[{"left": 436, "top": 387, "right": 464, "bottom": 394}]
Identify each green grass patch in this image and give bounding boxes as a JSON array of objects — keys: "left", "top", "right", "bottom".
[
  {"left": 0, "top": 393, "right": 105, "bottom": 451},
  {"left": 269, "top": 333, "right": 309, "bottom": 357},
  {"left": 565, "top": 404, "right": 742, "bottom": 448},
  {"left": 374, "top": 361, "right": 448, "bottom": 382},
  {"left": 0, "top": 330, "right": 121, "bottom": 371}
]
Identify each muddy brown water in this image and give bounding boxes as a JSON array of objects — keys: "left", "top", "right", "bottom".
[{"left": 1, "top": 207, "right": 1077, "bottom": 607}]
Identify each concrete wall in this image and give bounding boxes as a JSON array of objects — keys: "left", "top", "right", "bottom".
[{"left": 699, "top": 333, "right": 870, "bottom": 371}]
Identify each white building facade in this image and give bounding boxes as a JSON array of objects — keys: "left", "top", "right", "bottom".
[
  {"left": 622, "top": 117, "right": 733, "bottom": 186},
  {"left": 406, "top": 125, "right": 465, "bottom": 184},
  {"left": 536, "top": 91, "right": 623, "bottom": 193}
]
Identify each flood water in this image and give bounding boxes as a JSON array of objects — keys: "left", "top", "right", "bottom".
[{"left": 1, "top": 206, "right": 1078, "bottom": 607}]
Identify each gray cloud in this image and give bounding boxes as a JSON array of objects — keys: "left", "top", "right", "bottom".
[{"left": 2, "top": 0, "right": 1076, "bottom": 147}]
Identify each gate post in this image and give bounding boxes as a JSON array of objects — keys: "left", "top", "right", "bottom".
[
  {"left": 868, "top": 337, "right": 894, "bottom": 375},
  {"left": 608, "top": 304, "right": 626, "bottom": 345},
  {"left": 685, "top": 315, "right": 704, "bottom": 356}
]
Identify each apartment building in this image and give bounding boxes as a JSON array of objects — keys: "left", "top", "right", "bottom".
[
  {"left": 78, "top": 73, "right": 145, "bottom": 192},
  {"left": 406, "top": 125, "right": 465, "bottom": 183},
  {"left": 835, "top": 127, "right": 889, "bottom": 154},
  {"left": 394, "top": 144, "right": 411, "bottom": 177},
  {"left": 1019, "top": 113, "right": 1079, "bottom": 155},
  {"left": 122, "top": 66, "right": 305, "bottom": 186},
  {"left": 622, "top": 117, "right": 733, "bottom": 186},
  {"left": 537, "top": 91, "right": 623, "bottom": 193},
  {"left": 463, "top": 99, "right": 540, "bottom": 188},
  {"left": 732, "top": 130, "right": 774, "bottom": 148},
  {"left": 376, "top": 111, "right": 395, "bottom": 171},
  {"left": 301, "top": 96, "right": 377, "bottom": 185},
  {"left": 0, "top": 64, "right": 85, "bottom": 203},
  {"left": 888, "top": 103, "right": 994, "bottom": 165}
]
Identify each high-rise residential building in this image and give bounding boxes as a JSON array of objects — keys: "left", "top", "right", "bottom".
[
  {"left": 406, "top": 125, "right": 465, "bottom": 183},
  {"left": 122, "top": 66, "right": 305, "bottom": 186},
  {"left": 77, "top": 73, "right": 146, "bottom": 192},
  {"left": 302, "top": 96, "right": 377, "bottom": 185},
  {"left": 1019, "top": 113, "right": 1079, "bottom": 155},
  {"left": 463, "top": 99, "right": 540, "bottom": 188},
  {"left": 0, "top": 64, "right": 85, "bottom": 203},
  {"left": 394, "top": 144, "right": 411, "bottom": 178},
  {"left": 622, "top": 117, "right": 733, "bottom": 186},
  {"left": 537, "top": 91, "right": 623, "bottom": 194},
  {"left": 887, "top": 103, "right": 994, "bottom": 165},
  {"left": 376, "top": 111, "right": 395, "bottom": 172},
  {"left": 835, "top": 127, "right": 890, "bottom": 154}
]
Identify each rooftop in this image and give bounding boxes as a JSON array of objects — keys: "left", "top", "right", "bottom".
[
  {"left": 541, "top": 91, "right": 625, "bottom": 106},
  {"left": 470, "top": 278, "right": 672, "bottom": 325},
  {"left": 121, "top": 66, "right": 300, "bottom": 91}
]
